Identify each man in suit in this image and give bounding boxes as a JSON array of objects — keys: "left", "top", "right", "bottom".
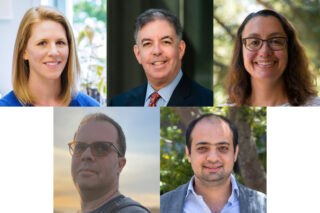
[
  {"left": 161, "top": 114, "right": 266, "bottom": 213},
  {"left": 109, "top": 9, "right": 213, "bottom": 106},
  {"left": 69, "top": 113, "right": 150, "bottom": 213}
]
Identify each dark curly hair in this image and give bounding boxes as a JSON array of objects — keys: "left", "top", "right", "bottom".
[{"left": 226, "top": 9, "right": 317, "bottom": 106}]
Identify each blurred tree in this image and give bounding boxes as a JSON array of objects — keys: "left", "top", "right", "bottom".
[
  {"left": 73, "top": 0, "right": 107, "bottom": 105},
  {"left": 160, "top": 107, "right": 266, "bottom": 194},
  {"left": 214, "top": 0, "right": 320, "bottom": 105},
  {"left": 74, "top": 0, "right": 106, "bottom": 25}
]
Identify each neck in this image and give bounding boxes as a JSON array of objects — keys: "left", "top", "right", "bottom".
[
  {"left": 149, "top": 69, "right": 180, "bottom": 91},
  {"left": 193, "top": 176, "right": 232, "bottom": 213},
  {"left": 28, "top": 74, "right": 64, "bottom": 106},
  {"left": 249, "top": 78, "right": 288, "bottom": 106},
  {"left": 80, "top": 186, "right": 121, "bottom": 213}
]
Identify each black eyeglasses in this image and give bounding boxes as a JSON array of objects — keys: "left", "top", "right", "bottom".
[
  {"left": 68, "top": 141, "right": 122, "bottom": 157},
  {"left": 242, "top": 37, "right": 287, "bottom": 51}
]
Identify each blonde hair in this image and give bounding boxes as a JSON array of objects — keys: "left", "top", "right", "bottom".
[{"left": 12, "top": 6, "right": 80, "bottom": 105}]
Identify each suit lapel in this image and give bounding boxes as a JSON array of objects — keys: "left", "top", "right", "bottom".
[
  {"left": 168, "top": 74, "right": 192, "bottom": 106},
  {"left": 128, "top": 83, "right": 147, "bottom": 106}
]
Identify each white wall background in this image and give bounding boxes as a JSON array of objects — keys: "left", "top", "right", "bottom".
[{"left": 0, "top": 0, "right": 40, "bottom": 97}]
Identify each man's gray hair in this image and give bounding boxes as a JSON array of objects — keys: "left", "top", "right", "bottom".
[{"left": 134, "top": 8, "right": 183, "bottom": 43}]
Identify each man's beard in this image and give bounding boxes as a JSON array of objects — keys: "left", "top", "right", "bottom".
[{"left": 195, "top": 161, "right": 230, "bottom": 186}]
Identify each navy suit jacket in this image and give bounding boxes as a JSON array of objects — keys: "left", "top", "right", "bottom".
[
  {"left": 109, "top": 74, "right": 213, "bottom": 106},
  {"left": 160, "top": 181, "right": 266, "bottom": 213}
]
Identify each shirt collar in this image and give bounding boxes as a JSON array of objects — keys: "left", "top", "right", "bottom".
[
  {"left": 145, "top": 70, "right": 183, "bottom": 103},
  {"left": 185, "top": 174, "right": 240, "bottom": 203}
]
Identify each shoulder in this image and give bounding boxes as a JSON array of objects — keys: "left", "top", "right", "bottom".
[
  {"left": 238, "top": 183, "right": 266, "bottom": 212},
  {"left": 303, "top": 96, "right": 320, "bottom": 106},
  {"left": 113, "top": 196, "right": 150, "bottom": 213},
  {"left": 71, "top": 91, "right": 100, "bottom": 106},
  {"left": 171, "top": 74, "right": 213, "bottom": 106},
  {"left": 161, "top": 183, "right": 188, "bottom": 201},
  {"left": 0, "top": 91, "right": 23, "bottom": 106},
  {"left": 160, "top": 183, "right": 188, "bottom": 212},
  {"left": 109, "top": 83, "right": 147, "bottom": 106},
  {"left": 183, "top": 75, "right": 213, "bottom": 97}
]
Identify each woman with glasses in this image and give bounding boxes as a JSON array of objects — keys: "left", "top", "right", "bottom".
[
  {"left": 225, "top": 9, "right": 320, "bottom": 106},
  {"left": 0, "top": 6, "right": 99, "bottom": 106}
]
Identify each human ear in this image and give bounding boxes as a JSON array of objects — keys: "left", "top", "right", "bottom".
[
  {"left": 234, "top": 145, "right": 239, "bottom": 162},
  {"left": 133, "top": 44, "right": 142, "bottom": 64},
  {"left": 178, "top": 40, "right": 186, "bottom": 60},
  {"left": 185, "top": 146, "right": 191, "bottom": 163},
  {"left": 117, "top": 157, "right": 126, "bottom": 175},
  {"left": 23, "top": 50, "right": 29, "bottom": 60}
]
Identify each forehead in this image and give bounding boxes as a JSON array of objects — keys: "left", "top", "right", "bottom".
[
  {"left": 242, "top": 16, "right": 286, "bottom": 37},
  {"left": 75, "top": 120, "right": 118, "bottom": 144},
  {"left": 137, "top": 19, "right": 177, "bottom": 41},
  {"left": 191, "top": 118, "right": 233, "bottom": 146},
  {"left": 29, "top": 20, "right": 67, "bottom": 40}
]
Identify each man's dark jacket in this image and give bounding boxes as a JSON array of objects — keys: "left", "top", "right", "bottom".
[{"left": 109, "top": 74, "right": 213, "bottom": 106}]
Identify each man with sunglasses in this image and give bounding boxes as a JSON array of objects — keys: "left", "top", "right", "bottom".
[{"left": 69, "top": 113, "right": 150, "bottom": 213}]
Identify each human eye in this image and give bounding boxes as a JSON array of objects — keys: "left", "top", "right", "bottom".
[
  {"left": 269, "top": 38, "right": 285, "bottom": 46},
  {"left": 217, "top": 146, "right": 229, "bottom": 153},
  {"left": 37, "top": 41, "right": 46, "bottom": 46},
  {"left": 247, "top": 38, "right": 261, "bottom": 47},
  {"left": 163, "top": 39, "right": 172, "bottom": 45},
  {"left": 142, "top": 42, "right": 151, "bottom": 47},
  {"left": 57, "top": 40, "right": 67, "bottom": 45},
  {"left": 196, "top": 146, "right": 208, "bottom": 153},
  {"left": 93, "top": 142, "right": 110, "bottom": 154},
  {"left": 74, "top": 143, "right": 87, "bottom": 154}
]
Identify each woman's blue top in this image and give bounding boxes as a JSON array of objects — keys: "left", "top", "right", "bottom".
[{"left": 0, "top": 90, "right": 100, "bottom": 106}]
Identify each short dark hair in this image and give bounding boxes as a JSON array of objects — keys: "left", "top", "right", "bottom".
[
  {"left": 226, "top": 9, "right": 317, "bottom": 106},
  {"left": 186, "top": 114, "right": 238, "bottom": 154},
  {"left": 134, "top": 8, "right": 183, "bottom": 43},
  {"left": 74, "top": 113, "right": 126, "bottom": 157}
]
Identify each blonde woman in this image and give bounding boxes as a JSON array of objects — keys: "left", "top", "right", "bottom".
[{"left": 0, "top": 6, "right": 99, "bottom": 106}]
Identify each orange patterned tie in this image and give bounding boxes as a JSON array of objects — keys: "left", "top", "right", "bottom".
[{"left": 148, "top": 92, "right": 161, "bottom": 107}]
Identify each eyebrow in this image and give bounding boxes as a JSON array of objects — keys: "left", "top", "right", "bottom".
[
  {"left": 245, "top": 32, "right": 286, "bottom": 38},
  {"left": 35, "top": 37, "right": 67, "bottom": 42},
  {"left": 195, "top": 141, "right": 230, "bottom": 146},
  {"left": 141, "top": 38, "right": 152, "bottom": 43},
  {"left": 140, "top": 35, "right": 173, "bottom": 43},
  {"left": 161, "top": 35, "right": 173, "bottom": 41}
]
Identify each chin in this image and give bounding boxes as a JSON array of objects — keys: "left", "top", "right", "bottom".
[{"left": 44, "top": 71, "right": 63, "bottom": 80}]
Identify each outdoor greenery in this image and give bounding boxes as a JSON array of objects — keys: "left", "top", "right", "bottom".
[
  {"left": 214, "top": 0, "right": 320, "bottom": 105},
  {"left": 160, "top": 107, "right": 266, "bottom": 194},
  {"left": 73, "top": 0, "right": 106, "bottom": 105}
]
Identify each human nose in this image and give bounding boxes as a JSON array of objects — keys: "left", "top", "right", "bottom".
[
  {"left": 258, "top": 41, "right": 273, "bottom": 57},
  {"left": 48, "top": 43, "right": 58, "bottom": 56},
  {"left": 206, "top": 148, "right": 219, "bottom": 162},
  {"left": 152, "top": 42, "right": 162, "bottom": 56},
  {"left": 80, "top": 146, "right": 95, "bottom": 161}
]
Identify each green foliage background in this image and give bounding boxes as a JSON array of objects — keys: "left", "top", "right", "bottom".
[
  {"left": 214, "top": 0, "right": 320, "bottom": 105},
  {"left": 160, "top": 107, "right": 266, "bottom": 194},
  {"left": 73, "top": 0, "right": 107, "bottom": 104}
]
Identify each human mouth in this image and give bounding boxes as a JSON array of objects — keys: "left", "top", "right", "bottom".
[
  {"left": 254, "top": 60, "right": 277, "bottom": 68},
  {"left": 44, "top": 61, "right": 61, "bottom": 68},
  {"left": 78, "top": 168, "right": 97, "bottom": 175},
  {"left": 153, "top": 61, "right": 164, "bottom": 65},
  {"left": 151, "top": 59, "right": 168, "bottom": 67},
  {"left": 203, "top": 164, "right": 223, "bottom": 173}
]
